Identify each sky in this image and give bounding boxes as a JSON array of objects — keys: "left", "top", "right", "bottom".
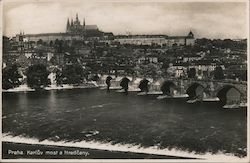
[{"left": 2, "top": 0, "right": 248, "bottom": 39}]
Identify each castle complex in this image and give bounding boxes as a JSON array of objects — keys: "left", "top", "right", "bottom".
[{"left": 15, "top": 13, "right": 195, "bottom": 46}]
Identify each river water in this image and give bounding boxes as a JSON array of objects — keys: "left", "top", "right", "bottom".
[{"left": 2, "top": 88, "right": 247, "bottom": 158}]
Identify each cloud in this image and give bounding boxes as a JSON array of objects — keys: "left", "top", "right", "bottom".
[{"left": 3, "top": 0, "right": 248, "bottom": 39}]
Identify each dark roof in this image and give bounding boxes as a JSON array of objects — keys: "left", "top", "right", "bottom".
[
  {"left": 166, "top": 36, "right": 187, "bottom": 39},
  {"left": 103, "top": 32, "right": 114, "bottom": 36},
  {"left": 84, "top": 25, "right": 98, "bottom": 30},
  {"left": 115, "top": 35, "right": 167, "bottom": 39},
  {"left": 85, "top": 30, "right": 103, "bottom": 37},
  {"left": 187, "top": 31, "right": 194, "bottom": 38},
  {"left": 183, "top": 54, "right": 201, "bottom": 58},
  {"left": 25, "top": 33, "right": 77, "bottom": 37}
]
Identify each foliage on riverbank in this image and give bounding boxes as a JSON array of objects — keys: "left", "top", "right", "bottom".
[
  {"left": 27, "top": 64, "right": 50, "bottom": 90},
  {"left": 2, "top": 64, "right": 22, "bottom": 90}
]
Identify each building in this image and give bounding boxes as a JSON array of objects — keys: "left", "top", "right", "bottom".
[
  {"left": 13, "top": 14, "right": 194, "bottom": 47},
  {"left": 14, "top": 14, "right": 106, "bottom": 43},
  {"left": 114, "top": 31, "right": 195, "bottom": 46},
  {"left": 24, "top": 33, "right": 84, "bottom": 43},
  {"left": 182, "top": 53, "right": 205, "bottom": 62},
  {"left": 66, "top": 13, "right": 99, "bottom": 34},
  {"left": 115, "top": 35, "right": 167, "bottom": 46},
  {"left": 137, "top": 55, "right": 158, "bottom": 64}
]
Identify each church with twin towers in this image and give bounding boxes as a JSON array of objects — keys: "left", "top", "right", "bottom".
[{"left": 66, "top": 13, "right": 99, "bottom": 34}]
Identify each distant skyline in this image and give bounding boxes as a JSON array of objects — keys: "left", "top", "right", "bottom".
[{"left": 3, "top": 0, "right": 248, "bottom": 39}]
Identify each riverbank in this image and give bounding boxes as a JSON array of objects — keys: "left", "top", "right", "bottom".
[
  {"left": 2, "top": 141, "right": 194, "bottom": 159},
  {"left": 2, "top": 82, "right": 99, "bottom": 93}
]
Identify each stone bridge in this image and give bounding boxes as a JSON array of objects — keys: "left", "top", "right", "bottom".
[
  {"left": 98, "top": 75, "right": 247, "bottom": 104},
  {"left": 153, "top": 78, "right": 247, "bottom": 104}
]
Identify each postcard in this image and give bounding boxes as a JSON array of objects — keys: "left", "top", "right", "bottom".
[{"left": 1, "top": 0, "right": 249, "bottom": 162}]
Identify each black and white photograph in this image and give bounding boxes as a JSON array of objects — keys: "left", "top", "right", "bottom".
[{"left": 1, "top": 0, "right": 249, "bottom": 162}]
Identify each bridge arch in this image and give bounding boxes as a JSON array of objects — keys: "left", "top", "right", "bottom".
[
  {"left": 120, "top": 77, "right": 130, "bottom": 90},
  {"left": 160, "top": 81, "right": 176, "bottom": 95},
  {"left": 186, "top": 83, "right": 205, "bottom": 100},
  {"left": 216, "top": 85, "right": 242, "bottom": 105},
  {"left": 138, "top": 79, "right": 150, "bottom": 92}
]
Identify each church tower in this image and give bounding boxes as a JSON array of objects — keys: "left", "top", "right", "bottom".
[
  {"left": 187, "top": 30, "right": 194, "bottom": 38},
  {"left": 73, "top": 13, "right": 81, "bottom": 33},
  {"left": 66, "top": 18, "right": 70, "bottom": 33},
  {"left": 70, "top": 18, "right": 74, "bottom": 33},
  {"left": 75, "top": 13, "right": 80, "bottom": 25},
  {"left": 76, "top": 13, "right": 79, "bottom": 22}
]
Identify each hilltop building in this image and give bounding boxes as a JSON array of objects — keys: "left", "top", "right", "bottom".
[
  {"left": 13, "top": 13, "right": 195, "bottom": 46},
  {"left": 66, "top": 13, "right": 99, "bottom": 34},
  {"left": 114, "top": 31, "right": 195, "bottom": 46},
  {"left": 14, "top": 14, "right": 106, "bottom": 43}
]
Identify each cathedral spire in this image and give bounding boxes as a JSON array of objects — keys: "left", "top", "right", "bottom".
[
  {"left": 66, "top": 18, "right": 70, "bottom": 32},
  {"left": 76, "top": 13, "right": 79, "bottom": 22},
  {"left": 67, "top": 18, "right": 70, "bottom": 30},
  {"left": 83, "top": 18, "right": 85, "bottom": 26},
  {"left": 67, "top": 18, "right": 70, "bottom": 25}
]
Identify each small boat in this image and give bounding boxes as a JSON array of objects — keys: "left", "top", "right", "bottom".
[
  {"left": 116, "top": 89, "right": 126, "bottom": 93},
  {"left": 99, "top": 87, "right": 106, "bottom": 90},
  {"left": 187, "top": 98, "right": 201, "bottom": 104},
  {"left": 137, "top": 92, "right": 148, "bottom": 96},
  {"left": 157, "top": 95, "right": 170, "bottom": 99}
]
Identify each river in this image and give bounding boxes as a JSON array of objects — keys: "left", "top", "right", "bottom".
[{"left": 2, "top": 88, "right": 247, "bottom": 158}]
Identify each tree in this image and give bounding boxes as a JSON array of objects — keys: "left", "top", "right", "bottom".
[
  {"left": 49, "top": 41, "right": 54, "bottom": 47},
  {"left": 138, "top": 63, "right": 160, "bottom": 78},
  {"left": 90, "top": 74, "right": 100, "bottom": 81},
  {"left": 162, "top": 62, "right": 169, "bottom": 69},
  {"left": 58, "top": 64, "right": 86, "bottom": 85},
  {"left": 26, "top": 64, "right": 50, "bottom": 89},
  {"left": 213, "top": 66, "right": 224, "bottom": 80},
  {"left": 55, "top": 69, "right": 64, "bottom": 86},
  {"left": 2, "top": 64, "right": 22, "bottom": 90},
  {"left": 54, "top": 39, "right": 63, "bottom": 53},
  {"left": 37, "top": 39, "right": 44, "bottom": 45},
  {"left": 187, "top": 68, "right": 196, "bottom": 78}
]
